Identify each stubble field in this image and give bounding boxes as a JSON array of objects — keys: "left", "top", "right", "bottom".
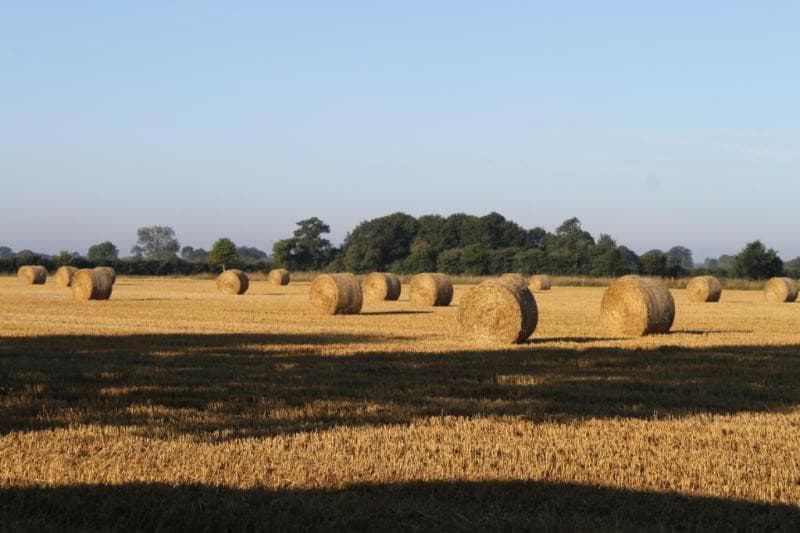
[{"left": 1, "top": 276, "right": 799, "bottom": 530}]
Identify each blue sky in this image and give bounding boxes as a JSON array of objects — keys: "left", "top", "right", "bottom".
[{"left": 1, "top": 2, "right": 798, "bottom": 261}]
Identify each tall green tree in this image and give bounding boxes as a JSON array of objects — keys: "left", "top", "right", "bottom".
[
  {"left": 639, "top": 250, "right": 668, "bottom": 276},
  {"left": 732, "top": 241, "right": 783, "bottom": 279},
  {"left": 130, "top": 226, "right": 179, "bottom": 260},
  {"left": 88, "top": 241, "right": 119, "bottom": 264},
  {"left": 547, "top": 218, "right": 596, "bottom": 275},
  {"left": 341, "top": 213, "right": 419, "bottom": 272},
  {"left": 272, "top": 217, "right": 334, "bottom": 270},
  {"left": 208, "top": 238, "right": 240, "bottom": 271},
  {"left": 590, "top": 234, "right": 625, "bottom": 276}
]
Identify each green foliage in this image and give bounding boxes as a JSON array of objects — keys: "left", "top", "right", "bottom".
[
  {"left": 87, "top": 241, "right": 119, "bottom": 264},
  {"left": 666, "top": 246, "right": 693, "bottom": 269},
  {"left": 546, "top": 218, "right": 596, "bottom": 275},
  {"left": 130, "top": 226, "right": 179, "bottom": 260},
  {"left": 398, "top": 238, "right": 437, "bottom": 274},
  {"left": 180, "top": 246, "right": 208, "bottom": 262},
  {"left": 732, "top": 241, "right": 784, "bottom": 279},
  {"left": 436, "top": 248, "right": 464, "bottom": 274},
  {"left": 55, "top": 250, "right": 74, "bottom": 267},
  {"left": 639, "top": 250, "right": 668, "bottom": 276},
  {"left": 237, "top": 246, "right": 267, "bottom": 262},
  {"left": 785, "top": 257, "right": 800, "bottom": 279},
  {"left": 273, "top": 217, "right": 334, "bottom": 270},
  {"left": 0, "top": 246, "right": 13, "bottom": 259},
  {"left": 512, "top": 249, "right": 547, "bottom": 275},
  {"left": 208, "top": 238, "right": 240, "bottom": 271},
  {"left": 590, "top": 235, "right": 625, "bottom": 277}
]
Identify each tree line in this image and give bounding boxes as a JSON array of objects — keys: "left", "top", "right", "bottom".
[{"left": 2, "top": 213, "right": 798, "bottom": 279}]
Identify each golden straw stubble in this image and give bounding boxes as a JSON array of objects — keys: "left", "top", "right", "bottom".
[
  {"left": 362, "top": 272, "right": 401, "bottom": 302},
  {"left": 268, "top": 268, "right": 290, "bottom": 286},
  {"left": 529, "top": 275, "right": 551, "bottom": 291},
  {"left": 310, "top": 273, "right": 362, "bottom": 315},
  {"left": 54, "top": 266, "right": 78, "bottom": 287},
  {"left": 601, "top": 275, "right": 675, "bottom": 336},
  {"left": 17, "top": 265, "right": 47, "bottom": 285},
  {"left": 686, "top": 275, "right": 722, "bottom": 303},
  {"left": 216, "top": 269, "right": 249, "bottom": 295},
  {"left": 764, "top": 277, "right": 798, "bottom": 303},
  {"left": 459, "top": 280, "right": 538, "bottom": 344},
  {"left": 71, "top": 268, "right": 113, "bottom": 300},
  {"left": 409, "top": 273, "right": 453, "bottom": 307}
]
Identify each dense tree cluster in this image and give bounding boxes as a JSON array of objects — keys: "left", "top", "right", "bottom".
[{"left": 1, "top": 215, "right": 797, "bottom": 279}]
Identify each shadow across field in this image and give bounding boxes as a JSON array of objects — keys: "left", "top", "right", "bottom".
[
  {"left": 1, "top": 333, "right": 800, "bottom": 439},
  {"left": 1, "top": 480, "right": 797, "bottom": 531}
]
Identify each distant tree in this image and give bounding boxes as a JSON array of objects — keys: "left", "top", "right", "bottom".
[
  {"left": 55, "top": 250, "right": 74, "bottom": 267},
  {"left": 526, "top": 227, "right": 548, "bottom": 250},
  {"left": 639, "top": 250, "right": 668, "bottom": 277},
  {"left": 547, "top": 218, "right": 596, "bottom": 275},
  {"left": 437, "top": 248, "right": 464, "bottom": 274},
  {"left": 717, "top": 255, "right": 735, "bottom": 270},
  {"left": 237, "top": 246, "right": 268, "bottom": 262},
  {"left": 590, "top": 234, "right": 625, "bottom": 276},
  {"left": 512, "top": 248, "right": 547, "bottom": 275},
  {"left": 460, "top": 244, "right": 489, "bottom": 275},
  {"left": 398, "top": 238, "right": 437, "bottom": 273},
  {"left": 130, "top": 226, "right": 179, "bottom": 260},
  {"left": 666, "top": 246, "right": 694, "bottom": 269},
  {"left": 87, "top": 241, "right": 119, "bottom": 264},
  {"left": 273, "top": 217, "right": 335, "bottom": 271},
  {"left": 618, "top": 246, "right": 640, "bottom": 274},
  {"left": 340, "top": 213, "right": 417, "bottom": 272},
  {"left": 732, "top": 241, "right": 783, "bottom": 279},
  {"left": 208, "top": 238, "right": 240, "bottom": 271},
  {"left": 181, "top": 246, "right": 209, "bottom": 262},
  {"left": 785, "top": 257, "right": 800, "bottom": 279},
  {"left": 703, "top": 257, "right": 720, "bottom": 269},
  {"left": 0, "top": 246, "right": 13, "bottom": 259}
]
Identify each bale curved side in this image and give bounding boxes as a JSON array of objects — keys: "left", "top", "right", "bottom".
[
  {"left": 94, "top": 266, "right": 116, "bottom": 284},
  {"left": 54, "top": 266, "right": 78, "bottom": 287},
  {"left": 764, "top": 277, "right": 798, "bottom": 303},
  {"left": 362, "top": 272, "right": 401, "bottom": 302},
  {"left": 71, "top": 269, "right": 113, "bottom": 300},
  {"left": 268, "top": 268, "right": 291, "bottom": 286},
  {"left": 529, "top": 275, "right": 551, "bottom": 291},
  {"left": 409, "top": 273, "right": 453, "bottom": 306},
  {"left": 686, "top": 276, "right": 722, "bottom": 303},
  {"left": 18, "top": 265, "right": 47, "bottom": 285},
  {"left": 600, "top": 275, "right": 675, "bottom": 336},
  {"left": 459, "top": 280, "right": 538, "bottom": 344},
  {"left": 310, "top": 273, "right": 362, "bottom": 315},
  {"left": 216, "top": 269, "right": 249, "bottom": 295}
]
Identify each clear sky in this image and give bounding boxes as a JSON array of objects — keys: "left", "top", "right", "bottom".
[{"left": 1, "top": 2, "right": 798, "bottom": 261}]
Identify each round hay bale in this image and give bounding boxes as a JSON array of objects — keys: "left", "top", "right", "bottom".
[
  {"left": 600, "top": 275, "right": 675, "bottom": 336},
  {"left": 499, "top": 273, "right": 528, "bottom": 291},
  {"left": 54, "top": 266, "right": 78, "bottom": 287},
  {"left": 94, "top": 266, "right": 116, "bottom": 284},
  {"left": 216, "top": 269, "right": 249, "bottom": 295},
  {"left": 362, "top": 272, "right": 401, "bottom": 302},
  {"left": 459, "top": 280, "right": 538, "bottom": 344},
  {"left": 529, "top": 274, "right": 551, "bottom": 291},
  {"left": 71, "top": 269, "right": 113, "bottom": 300},
  {"left": 686, "top": 275, "right": 722, "bottom": 303},
  {"left": 268, "top": 268, "right": 290, "bottom": 286},
  {"left": 409, "top": 273, "right": 453, "bottom": 307},
  {"left": 310, "top": 273, "right": 362, "bottom": 315},
  {"left": 764, "top": 277, "right": 798, "bottom": 303},
  {"left": 18, "top": 265, "right": 47, "bottom": 285}
]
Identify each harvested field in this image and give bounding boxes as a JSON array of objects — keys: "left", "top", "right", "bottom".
[{"left": 1, "top": 276, "right": 800, "bottom": 529}]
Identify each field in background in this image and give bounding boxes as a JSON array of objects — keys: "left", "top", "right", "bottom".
[{"left": 1, "top": 277, "right": 800, "bottom": 529}]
